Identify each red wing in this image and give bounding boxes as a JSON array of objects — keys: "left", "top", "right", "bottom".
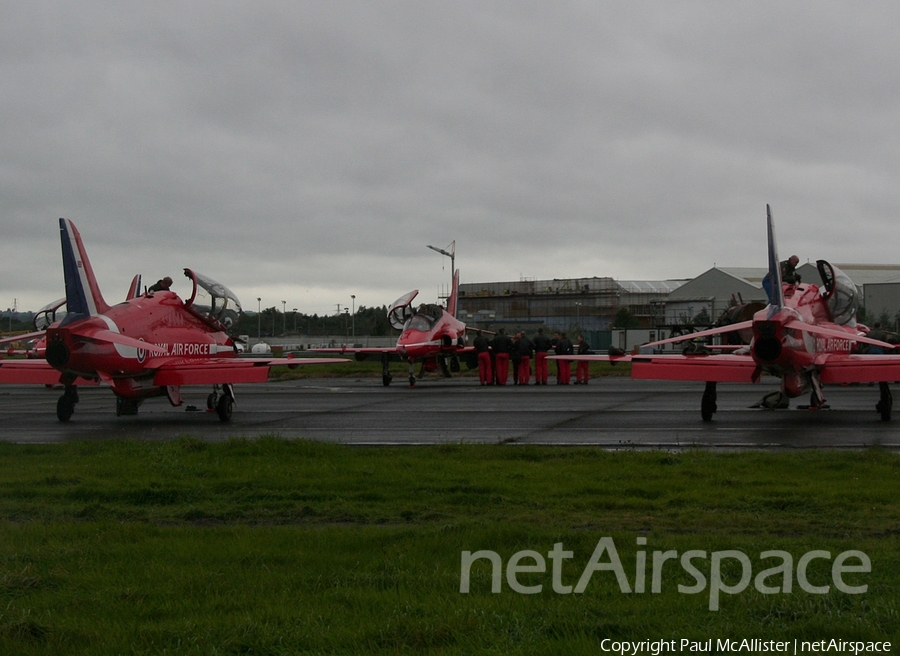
[
  {"left": 641, "top": 321, "right": 754, "bottom": 349},
  {"left": 817, "top": 354, "right": 900, "bottom": 384},
  {"left": 307, "top": 347, "right": 401, "bottom": 363},
  {"left": 147, "top": 356, "right": 349, "bottom": 386},
  {"left": 0, "top": 331, "right": 46, "bottom": 346},
  {"left": 547, "top": 354, "right": 633, "bottom": 363},
  {"left": 630, "top": 354, "right": 759, "bottom": 383},
  {"left": 0, "top": 359, "right": 95, "bottom": 386}
]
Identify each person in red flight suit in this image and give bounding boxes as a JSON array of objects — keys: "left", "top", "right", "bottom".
[
  {"left": 555, "top": 332, "right": 573, "bottom": 384},
  {"left": 517, "top": 331, "right": 534, "bottom": 386},
  {"left": 532, "top": 328, "right": 552, "bottom": 385},
  {"left": 473, "top": 330, "right": 493, "bottom": 385},
  {"left": 491, "top": 328, "right": 513, "bottom": 385},
  {"left": 574, "top": 334, "right": 592, "bottom": 384}
]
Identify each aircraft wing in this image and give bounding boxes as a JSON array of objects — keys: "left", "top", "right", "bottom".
[
  {"left": 547, "top": 351, "right": 758, "bottom": 381},
  {"left": 628, "top": 353, "right": 760, "bottom": 383},
  {"left": 817, "top": 354, "right": 900, "bottom": 384},
  {"left": 0, "top": 359, "right": 95, "bottom": 385},
  {"left": 146, "top": 356, "right": 350, "bottom": 386},
  {"left": 306, "top": 347, "right": 402, "bottom": 363},
  {"left": 0, "top": 331, "right": 46, "bottom": 346}
]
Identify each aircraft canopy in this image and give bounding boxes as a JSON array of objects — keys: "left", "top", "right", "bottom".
[
  {"left": 183, "top": 268, "right": 242, "bottom": 329},
  {"left": 817, "top": 260, "right": 859, "bottom": 326},
  {"left": 388, "top": 290, "right": 419, "bottom": 330},
  {"left": 406, "top": 304, "right": 444, "bottom": 331},
  {"left": 33, "top": 298, "right": 66, "bottom": 331}
]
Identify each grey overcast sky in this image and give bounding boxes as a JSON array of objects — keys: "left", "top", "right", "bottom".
[{"left": 4, "top": 1, "right": 900, "bottom": 314}]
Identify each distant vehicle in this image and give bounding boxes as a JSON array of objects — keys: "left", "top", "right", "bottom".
[
  {"left": 554, "top": 205, "right": 899, "bottom": 421},
  {"left": 0, "top": 219, "right": 348, "bottom": 421}
]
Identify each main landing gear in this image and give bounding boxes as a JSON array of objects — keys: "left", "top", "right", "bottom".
[
  {"left": 701, "top": 382, "right": 716, "bottom": 422},
  {"left": 877, "top": 382, "right": 892, "bottom": 421},
  {"left": 56, "top": 385, "right": 79, "bottom": 422},
  {"left": 115, "top": 397, "right": 142, "bottom": 416},
  {"left": 206, "top": 384, "right": 235, "bottom": 422},
  {"left": 381, "top": 353, "right": 393, "bottom": 387}
]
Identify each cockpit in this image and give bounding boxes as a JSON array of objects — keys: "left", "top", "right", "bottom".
[
  {"left": 33, "top": 298, "right": 66, "bottom": 331},
  {"left": 817, "top": 260, "right": 859, "bottom": 326},
  {"left": 405, "top": 304, "right": 444, "bottom": 331},
  {"left": 182, "top": 268, "right": 242, "bottom": 330}
]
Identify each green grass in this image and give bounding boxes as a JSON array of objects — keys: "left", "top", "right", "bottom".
[{"left": 0, "top": 440, "right": 898, "bottom": 654}]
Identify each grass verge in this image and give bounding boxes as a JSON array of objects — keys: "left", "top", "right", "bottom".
[{"left": 0, "top": 439, "right": 897, "bottom": 654}]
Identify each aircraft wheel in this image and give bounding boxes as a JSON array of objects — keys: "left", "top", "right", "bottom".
[
  {"left": 877, "top": 383, "right": 892, "bottom": 421},
  {"left": 116, "top": 397, "right": 140, "bottom": 416},
  {"left": 216, "top": 395, "right": 233, "bottom": 422},
  {"left": 701, "top": 382, "right": 717, "bottom": 422},
  {"left": 409, "top": 375, "right": 416, "bottom": 387},
  {"left": 382, "top": 373, "right": 392, "bottom": 387},
  {"left": 56, "top": 395, "right": 75, "bottom": 422},
  {"left": 207, "top": 393, "right": 217, "bottom": 410}
]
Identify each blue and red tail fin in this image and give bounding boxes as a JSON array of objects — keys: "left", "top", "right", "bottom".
[
  {"left": 59, "top": 218, "right": 110, "bottom": 319},
  {"left": 763, "top": 204, "right": 784, "bottom": 314},
  {"left": 125, "top": 274, "right": 142, "bottom": 300},
  {"left": 447, "top": 269, "right": 460, "bottom": 319}
]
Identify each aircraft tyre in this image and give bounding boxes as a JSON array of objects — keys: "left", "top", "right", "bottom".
[
  {"left": 877, "top": 382, "right": 892, "bottom": 421},
  {"left": 382, "top": 373, "right": 392, "bottom": 386},
  {"left": 216, "top": 395, "right": 233, "bottom": 422},
  {"left": 207, "top": 393, "right": 217, "bottom": 410},
  {"left": 116, "top": 397, "right": 141, "bottom": 416},
  {"left": 701, "top": 382, "right": 717, "bottom": 422},
  {"left": 56, "top": 386, "right": 79, "bottom": 422},
  {"left": 56, "top": 395, "right": 75, "bottom": 422},
  {"left": 408, "top": 375, "right": 416, "bottom": 387}
]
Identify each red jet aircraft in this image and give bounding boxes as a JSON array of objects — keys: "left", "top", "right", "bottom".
[
  {"left": 312, "top": 269, "right": 475, "bottom": 386},
  {"left": 1, "top": 274, "right": 144, "bottom": 358},
  {"left": 555, "top": 205, "right": 900, "bottom": 421},
  {"left": 0, "top": 219, "right": 348, "bottom": 421}
]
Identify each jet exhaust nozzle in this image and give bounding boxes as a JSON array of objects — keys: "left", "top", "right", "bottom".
[
  {"left": 45, "top": 339, "right": 70, "bottom": 368},
  {"left": 753, "top": 320, "right": 783, "bottom": 363},
  {"left": 754, "top": 337, "right": 782, "bottom": 362}
]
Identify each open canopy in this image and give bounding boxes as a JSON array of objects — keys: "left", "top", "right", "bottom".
[{"left": 183, "top": 268, "right": 242, "bottom": 330}]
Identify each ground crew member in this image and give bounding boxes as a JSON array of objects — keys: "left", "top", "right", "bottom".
[
  {"left": 575, "top": 334, "right": 592, "bottom": 384},
  {"left": 517, "top": 331, "right": 534, "bottom": 385},
  {"left": 491, "top": 328, "right": 513, "bottom": 385},
  {"left": 148, "top": 276, "right": 173, "bottom": 293},
  {"left": 473, "top": 330, "right": 493, "bottom": 385},
  {"left": 555, "top": 332, "right": 573, "bottom": 384},
  {"left": 510, "top": 332, "right": 522, "bottom": 385},
  {"left": 532, "top": 328, "right": 552, "bottom": 385}
]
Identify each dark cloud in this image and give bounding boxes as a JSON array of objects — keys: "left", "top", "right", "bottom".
[{"left": 4, "top": 1, "right": 900, "bottom": 314}]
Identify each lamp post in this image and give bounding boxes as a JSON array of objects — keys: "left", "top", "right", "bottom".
[
  {"left": 257, "top": 297, "right": 261, "bottom": 342},
  {"left": 293, "top": 308, "right": 298, "bottom": 334},
  {"left": 281, "top": 300, "right": 286, "bottom": 335},
  {"left": 426, "top": 241, "right": 455, "bottom": 303},
  {"left": 351, "top": 295, "right": 356, "bottom": 340}
]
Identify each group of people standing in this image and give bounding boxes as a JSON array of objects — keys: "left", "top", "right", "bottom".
[{"left": 472, "top": 328, "right": 592, "bottom": 386}]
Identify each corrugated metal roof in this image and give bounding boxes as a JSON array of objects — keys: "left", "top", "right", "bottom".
[{"left": 616, "top": 280, "right": 688, "bottom": 293}]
